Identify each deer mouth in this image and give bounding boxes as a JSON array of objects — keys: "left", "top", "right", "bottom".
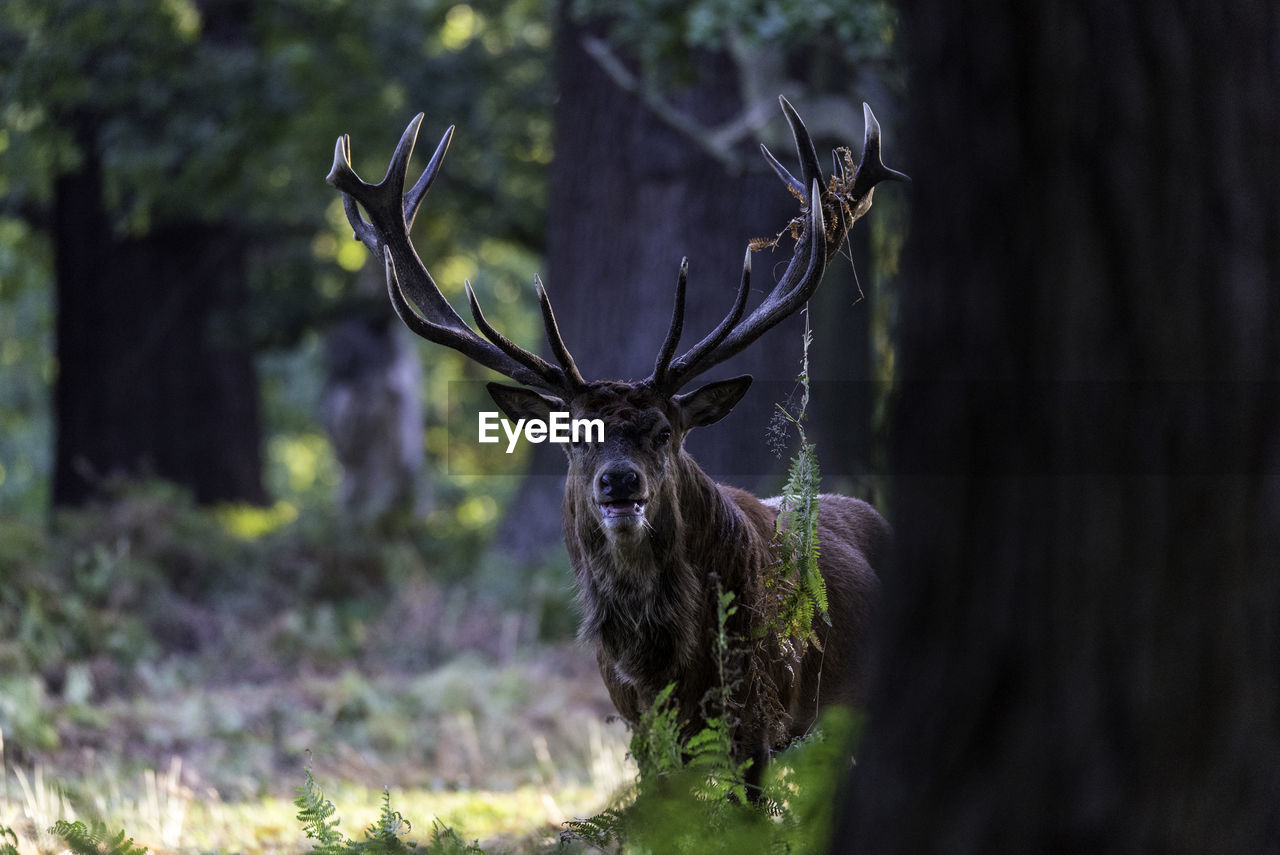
[{"left": 599, "top": 499, "right": 647, "bottom": 522}]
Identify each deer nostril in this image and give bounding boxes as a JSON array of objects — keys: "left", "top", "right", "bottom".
[{"left": 599, "top": 468, "right": 640, "bottom": 497}]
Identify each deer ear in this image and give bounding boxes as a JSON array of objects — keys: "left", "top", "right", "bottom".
[
  {"left": 486, "top": 382, "right": 564, "bottom": 423},
  {"left": 673, "top": 375, "right": 753, "bottom": 429}
]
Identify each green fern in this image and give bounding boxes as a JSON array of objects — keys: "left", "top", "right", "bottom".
[
  {"left": 2, "top": 825, "right": 21, "bottom": 855},
  {"left": 424, "top": 821, "right": 483, "bottom": 855},
  {"left": 294, "top": 767, "right": 482, "bottom": 855},
  {"left": 766, "top": 323, "right": 829, "bottom": 650},
  {"left": 49, "top": 821, "right": 147, "bottom": 855},
  {"left": 563, "top": 586, "right": 756, "bottom": 849},
  {"left": 627, "top": 682, "right": 685, "bottom": 782},
  {"left": 689, "top": 586, "right": 752, "bottom": 804},
  {"left": 295, "top": 766, "right": 348, "bottom": 855},
  {"left": 361, "top": 788, "right": 416, "bottom": 855}
]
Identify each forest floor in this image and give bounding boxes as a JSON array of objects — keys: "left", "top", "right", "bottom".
[
  {"left": 0, "top": 494, "right": 637, "bottom": 855},
  {"left": 2, "top": 628, "right": 635, "bottom": 855}
]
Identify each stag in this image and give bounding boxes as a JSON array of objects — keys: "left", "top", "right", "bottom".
[{"left": 327, "top": 98, "right": 906, "bottom": 788}]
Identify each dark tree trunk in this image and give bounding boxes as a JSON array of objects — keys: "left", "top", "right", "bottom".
[
  {"left": 839, "top": 3, "right": 1280, "bottom": 853},
  {"left": 495, "top": 6, "right": 881, "bottom": 559},
  {"left": 52, "top": 143, "right": 265, "bottom": 506}
]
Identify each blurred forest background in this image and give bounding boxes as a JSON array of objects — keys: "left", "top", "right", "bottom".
[
  {"left": 5, "top": 0, "right": 1277, "bottom": 853},
  {"left": 0, "top": 0, "right": 901, "bottom": 851}
]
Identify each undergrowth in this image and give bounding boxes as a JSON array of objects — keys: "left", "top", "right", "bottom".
[
  {"left": 294, "top": 768, "right": 482, "bottom": 855},
  {"left": 560, "top": 582, "right": 858, "bottom": 854},
  {"left": 765, "top": 322, "right": 829, "bottom": 653},
  {"left": 48, "top": 822, "right": 147, "bottom": 855}
]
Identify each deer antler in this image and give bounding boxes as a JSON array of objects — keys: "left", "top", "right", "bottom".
[
  {"left": 329, "top": 100, "right": 903, "bottom": 401},
  {"left": 648, "top": 98, "right": 909, "bottom": 394},
  {"left": 326, "top": 115, "right": 584, "bottom": 396}
]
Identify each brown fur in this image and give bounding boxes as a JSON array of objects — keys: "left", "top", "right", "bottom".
[{"left": 535, "top": 381, "right": 889, "bottom": 779}]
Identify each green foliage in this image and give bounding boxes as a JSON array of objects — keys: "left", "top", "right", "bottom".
[
  {"left": 0, "top": 0, "right": 555, "bottom": 519},
  {"left": 0, "top": 0, "right": 552, "bottom": 336},
  {"left": 296, "top": 766, "right": 350, "bottom": 855},
  {"left": 563, "top": 584, "right": 857, "bottom": 854},
  {"left": 1, "top": 824, "right": 20, "bottom": 855},
  {"left": 0, "top": 217, "right": 53, "bottom": 515},
  {"left": 624, "top": 588, "right": 751, "bottom": 801},
  {"left": 626, "top": 683, "right": 684, "bottom": 784},
  {"left": 49, "top": 820, "right": 148, "bottom": 855},
  {"left": 764, "top": 326, "right": 829, "bottom": 652},
  {"left": 295, "top": 768, "right": 483, "bottom": 855},
  {"left": 571, "top": 0, "right": 897, "bottom": 85},
  {"left": 0, "top": 0, "right": 551, "bottom": 235},
  {"left": 423, "top": 822, "right": 484, "bottom": 855},
  {"left": 364, "top": 789, "right": 415, "bottom": 854},
  {"left": 565, "top": 705, "right": 860, "bottom": 854}
]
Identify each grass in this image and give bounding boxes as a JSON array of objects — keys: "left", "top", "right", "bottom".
[
  {"left": 0, "top": 651, "right": 636, "bottom": 855},
  {"left": 0, "top": 484, "right": 637, "bottom": 854}
]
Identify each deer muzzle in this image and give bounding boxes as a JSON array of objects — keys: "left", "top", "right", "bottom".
[{"left": 597, "top": 467, "right": 647, "bottom": 528}]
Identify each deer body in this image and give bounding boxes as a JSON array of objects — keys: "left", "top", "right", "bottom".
[
  {"left": 492, "top": 378, "right": 889, "bottom": 771},
  {"left": 578, "top": 480, "right": 888, "bottom": 750},
  {"left": 327, "top": 97, "right": 906, "bottom": 780}
]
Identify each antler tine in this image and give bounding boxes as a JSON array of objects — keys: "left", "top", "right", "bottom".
[
  {"left": 660, "top": 248, "right": 751, "bottom": 385},
  {"left": 760, "top": 142, "right": 805, "bottom": 199},
  {"left": 708, "top": 179, "right": 827, "bottom": 357},
  {"left": 327, "top": 114, "right": 570, "bottom": 396},
  {"left": 757, "top": 95, "right": 823, "bottom": 200},
  {"left": 404, "top": 123, "right": 454, "bottom": 231},
  {"left": 651, "top": 258, "right": 689, "bottom": 387},
  {"left": 464, "top": 280, "right": 565, "bottom": 384},
  {"left": 850, "top": 102, "right": 912, "bottom": 207},
  {"left": 780, "top": 95, "right": 824, "bottom": 194},
  {"left": 662, "top": 178, "right": 823, "bottom": 390},
  {"left": 329, "top": 134, "right": 378, "bottom": 249},
  {"left": 654, "top": 99, "right": 906, "bottom": 394},
  {"left": 535, "top": 276, "right": 587, "bottom": 391},
  {"left": 380, "top": 252, "right": 550, "bottom": 390}
]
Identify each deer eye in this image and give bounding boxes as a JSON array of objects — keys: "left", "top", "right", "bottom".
[{"left": 654, "top": 428, "right": 672, "bottom": 448}]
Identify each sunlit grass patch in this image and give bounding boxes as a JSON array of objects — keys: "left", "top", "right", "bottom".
[
  {"left": 1, "top": 763, "right": 629, "bottom": 855},
  {"left": 1, "top": 644, "right": 635, "bottom": 855}
]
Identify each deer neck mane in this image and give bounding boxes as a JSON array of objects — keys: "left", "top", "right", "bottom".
[{"left": 565, "top": 453, "right": 757, "bottom": 688}]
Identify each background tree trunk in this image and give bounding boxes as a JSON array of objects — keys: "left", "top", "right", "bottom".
[
  {"left": 53, "top": 139, "right": 265, "bottom": 506},
  {"left": 320, "top": 266, "right": 428, "bottom": 528},
  {"left": 840, "top": 3, "right": 1280, "bottom": 852},
  {"left": 494, "top": 6, "right": 883, "bottom": 560}
]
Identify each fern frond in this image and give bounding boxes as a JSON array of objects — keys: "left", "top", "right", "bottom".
[
  {"left": 561, "top": 807, "right": 628, "bottom": 850},
  {"left": 765, "top": 321, "right": 829, "bottom": 651},
  {"left": 294, "top": 766, "right": 347, "bottom": 855},
  {"left": 629, "top": 682, "right": 685, "bottom": 782},
  {"left": 426, "top": 820, "right": 483, "bottom": 855},
  {"left": 49, "top": 821, "right": 147, "bottom": 855},
  {"left": 362, "top": 787, "right": 414, "bottom": 855}
]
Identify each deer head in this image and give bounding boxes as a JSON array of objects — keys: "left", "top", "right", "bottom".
[{"left": 326, "top": 98, "right": 907, "bottom": 544}]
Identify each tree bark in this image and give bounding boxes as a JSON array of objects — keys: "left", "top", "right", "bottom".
[
  {"left": 52, "top": 141, "right": 265, "bottom": 506},
  {"left": 839, "top": 3, "right": 1280, "bottom": 853}
]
